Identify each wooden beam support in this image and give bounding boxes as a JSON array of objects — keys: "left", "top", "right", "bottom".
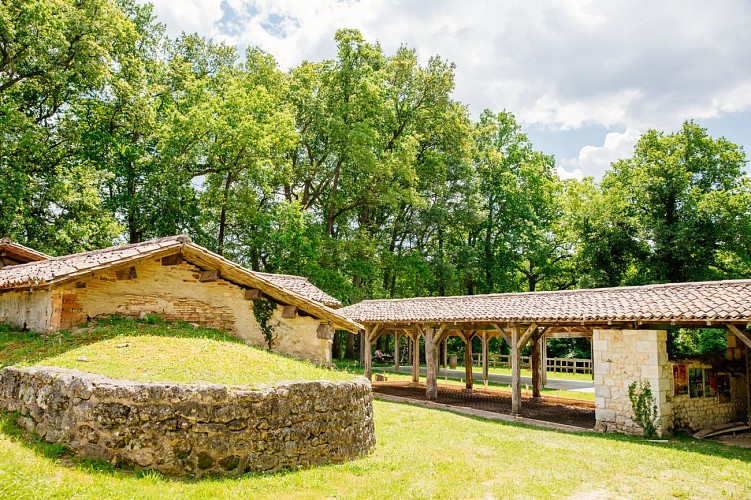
[
  {"left": 511, "top": 327, "right": 522, "bottom": 415},
  {"left": 161, "top": 253, "right": 182, "bottom": 266},
  {"left": 316, "top": 322, "right": 334, "bottom": 340},
  {"left": 282, "top": 305, "right": 298, "bottom": 318},
  {"left": 244, "top": 288, "right": 263, "bottom": 300},
  {"left": 199, "top": 269, "right": 220, "bottom": 282},
  {"left": 364, "top": 325, "right": 373, "bottom": 381},
  {"left": 729, "top": 324, "right": 751, "bottom": 349},
  {"left": 531, "top": 331, "right": 541, "bottom": 398},
  {"left": 425, "top": 327, "right": 439, "bottom": 401},
  {"left": 463, "top": 330, "right": 475, "bottom": 389},
  {"left": 517, "top": 323, "right": 538, "bottom": 350},
  {"left": 394, "top": 331, "right": 401, "bottom": 369},
  {"left": 482, "top": 332, "right": 489, "bottom": 387},
  {"left": 412, "top": 330, "right": 420, "bottom": 383}
]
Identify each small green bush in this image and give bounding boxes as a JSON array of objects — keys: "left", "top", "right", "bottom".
[{"left": 628, "top": 379, "right": 660, "bottom": 438}]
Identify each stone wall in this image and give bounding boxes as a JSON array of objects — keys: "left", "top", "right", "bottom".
[
  {"left": 668, "top": 361, "right": 747, "bottom": 432},
  {"left": 0, "top": 366, "right": 375, "bottom": 477},
  {"left": 592, "top": 329, "right": 672, "bottom": 436},
  {"left": 2, "top": 255, "right": 334, "bottom": 364}
]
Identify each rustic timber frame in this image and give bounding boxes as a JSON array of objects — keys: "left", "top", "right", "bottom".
[{"left": 342, "top": 280, "right": 751, "bottom": 431}]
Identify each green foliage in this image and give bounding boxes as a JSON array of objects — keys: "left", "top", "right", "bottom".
[
  {"left": 252, "top": 298, "right": 278, "bottom": 350},
  {"left": 628, "top": 379, "right": 660, "bottom": 439},
  {"left": 667, "top": 329, "right": 727, "bottom": 358},
  {"left": 2, "top": 3, "right": 750, "bottom": 362}
]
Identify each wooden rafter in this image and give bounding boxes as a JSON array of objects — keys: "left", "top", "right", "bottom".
[{"left": 728, "top": 324, "right": 751, "bottom": 349}]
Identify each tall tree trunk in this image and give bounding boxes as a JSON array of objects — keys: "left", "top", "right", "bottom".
[
  {"left": 345, "top": 332, "right": 355, "bottom": 359},
  {"left": 332, "top": 331, "right": 342, "bottom": 360},
  {"left": 216, "top": 171, "right": 234, "bottom": 255}
]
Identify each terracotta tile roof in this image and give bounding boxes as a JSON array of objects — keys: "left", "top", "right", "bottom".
[
  {"left": 0, "top": 238, "right": 52, "bottom": 264},
  {"left": 0, "top": 236, "right": 359, "bottom": 332},
  {"left": 0, "top": 236, "right": 184, "bottom": 288},
  {"left": 339, "top": 280, "right": 751, "bottom": 326},
  {"left": 256, "top": 272, "right": 341, "bottom": 308}
]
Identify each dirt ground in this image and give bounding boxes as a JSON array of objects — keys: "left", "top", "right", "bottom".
[{"left": 373, "top": 381, "right": 595, "bottom": 429}]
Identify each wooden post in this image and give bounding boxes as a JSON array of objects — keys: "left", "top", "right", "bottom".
[
  {"left": 541, "top": 334, "right": 548, "bottom": 387},
  {"left": 531, "top": 333, "right": 541, "bottom": 398},
  {"left": 442, "top": 337, "right": 448, "bottom": 368},
  {"left": 364, "top": 326, "right": 373, "bottom": 381},
  {"left": 511, "top": 327, "right": 521, "bottom": 415},
  {"left": 425, "top": 327, "right": 438, "bottom": 400},
  {"left": 412, "top": 333, "right": 420, "bottom": 383},
  {"left": 464, "top": 332, "right": 474, "bottom": 389},
  {"left": 482, "top": 332, "right": 489, "bottom": 387},
  {"left": 394, "top": 332, "right": 400, "bottom": 369}
]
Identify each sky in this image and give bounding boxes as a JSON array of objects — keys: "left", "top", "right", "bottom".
[{"left": 145, "top": 0, "right": 751, "bottom": 180}]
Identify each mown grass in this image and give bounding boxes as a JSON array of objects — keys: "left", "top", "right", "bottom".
[
  {"left": 1, "top": 318, "right": 354, "bottom": 387},
  {"left": 0, "top": 317, "right": 244, "bottom": 368},
  {"left": 41, "top": 335, "right": 354, "bottom": 387},
  {"left": 2, "top": 319, "right": 750, "bottom": 498},
  {"left": 2, "top": 400, "right": 751, "bottom": 499}
]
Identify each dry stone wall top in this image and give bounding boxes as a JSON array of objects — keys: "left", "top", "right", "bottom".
[{"left": 0, "top": 366, "right": 375, "bottom": 477}]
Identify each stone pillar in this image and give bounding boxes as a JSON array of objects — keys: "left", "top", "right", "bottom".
[{"left": 592, "top": 329, "right": 672, "bottom": 436}]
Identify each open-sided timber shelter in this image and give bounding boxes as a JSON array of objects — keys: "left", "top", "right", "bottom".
[
  {"left": 340, "top": 282, "right": 751, "bottom": 435},
  {"left": 0, "top": 236, "right": 362, "bottom": 364}
]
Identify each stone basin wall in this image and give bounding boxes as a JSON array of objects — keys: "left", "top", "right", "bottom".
[{"left": 0, "top": 366, "right": 375, "bottom": 477}]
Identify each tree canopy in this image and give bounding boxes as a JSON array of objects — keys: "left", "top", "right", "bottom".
[{"left": 2, "top": 1, "right": 750, "bottom": 359}]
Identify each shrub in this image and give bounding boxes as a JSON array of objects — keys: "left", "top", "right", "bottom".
[{"left": 628, "top": 379, "right": 660, "bottom": 438}]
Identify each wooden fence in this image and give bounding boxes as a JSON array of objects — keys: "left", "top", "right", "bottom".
[{"left": 470, "top": 353, "right": 592, "bottom": 374}]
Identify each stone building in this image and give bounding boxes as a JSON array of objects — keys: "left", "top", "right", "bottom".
[{"left": 0, "top": 236, "right": 361, "bottom": 364}]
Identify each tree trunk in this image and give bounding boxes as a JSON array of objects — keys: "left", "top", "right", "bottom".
[
  {"left": 345, "top": 332, "right": 355, "bottom": 359},
  {"left": 332, "top": 331, "right": 342, "bottom": 360},
  {"left": 217, "top": 171, "right": 234, "bottom": 255}
]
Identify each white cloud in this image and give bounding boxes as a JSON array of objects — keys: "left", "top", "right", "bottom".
[
  {"left": 557, "top": 128, "right": 642, "bottom": 180},
  {"left": 144, "top": 0, "right": 751, "bottom": 172}
]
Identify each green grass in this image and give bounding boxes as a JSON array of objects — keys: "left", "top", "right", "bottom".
[
  {"left": 2, "top": 319, "right": 749, "bottom": 497},
  {"left": 2, "top": 401, "right": 751, "bottom": 498},
  {"left": 41, "top": 335, "right": 354, "bottom": 387},
  {"left": 2, "top": 318, "right": 354, "bottom": 387}
]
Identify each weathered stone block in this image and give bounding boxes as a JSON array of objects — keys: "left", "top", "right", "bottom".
[{"left": 0, "top": 366, "right": 375, "bottom": 478}]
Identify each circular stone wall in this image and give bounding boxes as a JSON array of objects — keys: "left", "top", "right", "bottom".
[{"left": 0, "top": 366, "right": 375, "bottom": 477}]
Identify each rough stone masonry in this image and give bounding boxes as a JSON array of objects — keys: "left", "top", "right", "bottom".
[{"left": 0, "top": 366, "right": 375, "bottom": 477}]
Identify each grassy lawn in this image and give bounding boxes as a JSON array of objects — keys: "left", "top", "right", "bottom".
[
  {"left": 2, "top": 400, "right": 751, "bottom": 498},
  {"left": 42, "top": 336, "right": 353, "bottom": 387},
  {"left": 1, "top": 319, "right": 750, "bottom": 498}
]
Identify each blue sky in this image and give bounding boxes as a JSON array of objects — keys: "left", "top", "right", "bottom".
[{"left": 146, "top": 0, "right": 751, "bottom": 180}]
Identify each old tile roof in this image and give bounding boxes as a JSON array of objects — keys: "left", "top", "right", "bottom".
[
  {"left": 0, "top": 236, "right": 183, "bottom": 287},
  {"left": 339, "top": 280, "right": 751, "bottom": 327},
  {"left": 0, "top": 238, "right": 52, "bottom": 264},
  {"left": 256, "top": 272, "right": 341, "bottom": 308},
  {"left": 0, "top": 236, "right": 359, "bottom": 332}
]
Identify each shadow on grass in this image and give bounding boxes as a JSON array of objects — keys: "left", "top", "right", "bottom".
[
  {"left": 0, "top": 316, "right": 245, "bottom": 368},
  {"left": 376, "top": 398, "right": 751, "bottom": 463}
]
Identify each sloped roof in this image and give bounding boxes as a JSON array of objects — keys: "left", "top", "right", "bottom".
[
  {"left": 256, "top": 272, "right": 341, "bottom": 308},
  {"left": 0, "top": 238, "right": 52, "bottom": 265},
  {"left": 0, "top": 236, "right": 360, "bottom": 332},
  {"left": 339, "top": 280, "right": 751, "bottom": 327}
]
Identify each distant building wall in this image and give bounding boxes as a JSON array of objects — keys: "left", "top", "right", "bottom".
[{"left": 1, "top": 257, "right": 333, "bottom": 364}]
